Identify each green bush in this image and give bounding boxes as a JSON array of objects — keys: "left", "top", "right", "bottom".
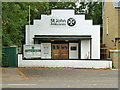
[{"left": 2, "top": 55, "right": 8, "bottom": 67}]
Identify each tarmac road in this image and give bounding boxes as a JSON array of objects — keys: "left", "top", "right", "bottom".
[{"left": 2, "top": 68, "right": 118, "bottom": 88}]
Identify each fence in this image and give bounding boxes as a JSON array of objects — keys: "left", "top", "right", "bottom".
[{"left": 2, "top": 47, "right": 17, "bottom": 67}]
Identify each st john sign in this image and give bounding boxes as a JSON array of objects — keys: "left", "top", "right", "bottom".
[{"left": 50, "top": 17, "right": 76, "bottom": 27}]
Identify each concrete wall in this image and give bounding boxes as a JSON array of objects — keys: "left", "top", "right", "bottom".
[
  {"left": 69, "top": 43, "right": 78, "bottom": 59},
  {"left": 25, "top": 9, "right": 100, "bottom": 59},
  {"left": 18, "top": 54, "right": 112, "bottom": 69},
  {"left": 110, "top": 50, "right": 120, "bottom": 69}
]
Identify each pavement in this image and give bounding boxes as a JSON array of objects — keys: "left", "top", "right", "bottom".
[{"left": 1, "top": 67, "right": 119, "bottom": 88}]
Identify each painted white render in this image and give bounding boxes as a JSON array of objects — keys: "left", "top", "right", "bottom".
[
  {"left": 18, "top": 54, "right": 112, "bottom": 69},
  {"left": 25, "top": 9, "right": 100, "bottom": 59}
]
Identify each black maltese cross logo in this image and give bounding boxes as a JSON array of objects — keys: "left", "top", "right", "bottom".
[{"left": 67, "top": 18, "right": 76, "bottom": 27}]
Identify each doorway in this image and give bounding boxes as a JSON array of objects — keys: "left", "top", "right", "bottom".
[{"left": 52, "top": 44, "right": 68, "bottom": 59}]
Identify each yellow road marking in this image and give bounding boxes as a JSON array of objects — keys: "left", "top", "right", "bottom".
[{"left": 16, "top": 68, "right": 31, "bottom": 80}]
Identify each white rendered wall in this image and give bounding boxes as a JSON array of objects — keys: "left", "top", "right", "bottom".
[
  {"left": 41, "top": 43, "right": 51, "bottom": 59},
  {"left": 81, "top": 40, "right": 90, "bottom": 59},
  {"left": 25, "top": 9, "right": 100, "bottom": 59},
  {"left": 18, "top": 54, "right": 112, "bottom": 69},
  {"left": 91, "top": 26, "right": 100, "bottom": 59},
  {"left": 69, "top": 43, "right": 78, "bottom": 59}
]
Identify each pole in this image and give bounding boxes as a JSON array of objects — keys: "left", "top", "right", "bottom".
[
  {"left": 29, "top": 5, "right": 30, "bottom": 25},
  {"left": 27, "top": 5, "right": 30, "bottom": 45}
]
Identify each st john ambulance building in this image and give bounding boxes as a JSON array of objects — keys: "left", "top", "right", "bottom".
[{"left": 18, "top": 9, "right": 112, "bottom": 68}]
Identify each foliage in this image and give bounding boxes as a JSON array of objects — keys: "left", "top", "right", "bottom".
[
  {"left": 49, "top": 2, "right": 76, "bottom": 9},
  {"left": 86, "top": 2, "right": 102, "bottom": 25},
  {"left": 2, "top": 56, "right": 8, "bottom": 67},
  {"left": 2, "top": 2, "right": 28, "bottom": 47},
  {"left": 78, "top": 1, "right": 102, "bottom": 25},
  {"left": 2, "top": 2, "right": 49, "bottom": 47}
]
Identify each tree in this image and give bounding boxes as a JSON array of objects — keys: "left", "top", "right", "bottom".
[
  {"left": 85, "top": 1, "right": 102, "bottom": 25},
  {"left": 2, "top": 2, "right": 50, "bottom": 47},
  {"left": 75, "top": 1, "right": 102, "bottom": 25},
  {"left": 2, "top": 2, "right": 29, "bottom": 47}
]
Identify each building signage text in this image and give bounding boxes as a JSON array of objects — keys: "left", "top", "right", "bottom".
[
  {"left": 51, "top": 18, "right": 66, "bottom": 25},
  {"left": 50, "top": 18, "right": 76, "bottom": 27}
]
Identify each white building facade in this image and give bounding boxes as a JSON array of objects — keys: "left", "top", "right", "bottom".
[
  {"left": 18, "top": 9, "right": 112, "bottom": 68},
  {"left": 25, "top": 9, "right": 100, "bottom": 60}
]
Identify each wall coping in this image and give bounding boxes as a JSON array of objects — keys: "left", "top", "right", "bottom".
[
  {"left": 109, "top": 50, "right": 120, "bottom": 53},
  {"left": 18, "top": 54, "right": 112, "bottom": 61}
]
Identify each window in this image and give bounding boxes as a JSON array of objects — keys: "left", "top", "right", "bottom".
[
  {"left": 57, "top": 45, "right": 59, "bottom": 49},
  {"left": 119, "top": 39, "right": 120, "bottom": 43},
  {"left": 71, "top": 46, "right": 76, "bottom": 50},
  {"left": 61, "top": 45, "right": 64, "bottom": 49},
  {"left": 64, "top": 45, "right": 67, "bottom": 49},
  {"left": 107, "top": 17, "right": 108, "bottom": 35},
  {"left": 53, "top": 45, "right": 55, "bottom": 49}
]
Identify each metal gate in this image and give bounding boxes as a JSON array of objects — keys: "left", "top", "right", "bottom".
[{"left": 3, "top": 47, "right": 17, "bottom": 67}]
